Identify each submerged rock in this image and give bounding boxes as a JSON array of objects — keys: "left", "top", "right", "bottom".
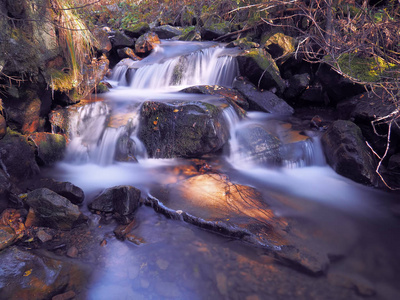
[
  {"left": 321, "top": 120, "right": 377, "bottom": 185},
  {"left": 147, "top": 174, "right": 334, "bottom": 275},
  {"left": 233, "top": 77, "right": 294, "bottom": 115},
  {"left": 25, "top": 188, "right": 84, "bottom": 230},
  {"left": 0, "top": 246, "right": 90, "bottom": 300},
  {"left": 138, "top": 100, "right": 230, "bottom": 158}
]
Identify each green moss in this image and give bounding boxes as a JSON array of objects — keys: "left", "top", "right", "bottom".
[
  {"left": 47, "top": 68, "right": 76, "bottom": 92},
  {"left": 337, "top": 53, "right": 397, "bottom": 82}
]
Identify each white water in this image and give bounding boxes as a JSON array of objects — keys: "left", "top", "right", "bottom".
[{"left": 46, "top": 40, "right": 400, "bottom": 300}]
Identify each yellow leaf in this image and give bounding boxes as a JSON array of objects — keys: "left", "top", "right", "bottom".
[{"left": 23, "top": 269, "right": 32, "bottom": 277}]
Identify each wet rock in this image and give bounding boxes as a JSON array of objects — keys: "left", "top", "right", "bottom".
[
  {"left": 123, "top": 22, "right": 150, "bottom": 39},
  {"left": 153, "top": 25, "right": 183, "bottom": 39},
  {"left": 92, "top": 26, "right": 112, "bottom": 53},
  {"left": 89, "top": 185, "right": 141, "bottom": 218},
  {"left": 135, "top": 32, "right": 160, "bottom": 55},
  {"left": 0, "top": 225, "right": 17, "bottom": 250},
  {"left": 36, "top": 228, "right": 53, "bottom": 243},
  {"left": 0, "top": 130, "right": 40, "bottom": 182},
  {"left": 29, "top": 178, "right": 85, "bottom": 205},
  {"left": 233, "top": 77, "right": 294, "bottom": 115},
  {"left": 0, "top": 114, "right": 6, "bottom": 139},
  {"left": 284, "top": 73, "right": 310, "bottom": 99},
  {"left": 66, "top": 245, "right": 79, "bottom": 258},
  {"left": 138, "top": 100, "right": 230, "bottom": 158},
  {"left": 110, "top": 30, "right": 135, "bottom": 48},
  {"left": 236, "top": 48, "right": 286, "bottom": 93},
  {"left": 25, "top": 188, "right": 83, "bottom": 230},
  {"left": 117, "top": 47, "right": 142, "bottom": 60},
  {"left": 321, "top": 120, "right": 377, "bottom": 185},
  {"left": 181, "top": 85, "right": 249, "bottom": 111},
  {"left": 234, "top": 125, "right": 283, "bottom": 166},
  {"left": 28, "top": 132, "right": 66, "bottom": 166},
  {"left": 0, "top": 246, "right": 90, "bottom": 300}
]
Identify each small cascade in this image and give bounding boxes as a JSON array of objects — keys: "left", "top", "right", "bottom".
[{"left": 111, "top": 42, "right": 239, "bottom": 90}]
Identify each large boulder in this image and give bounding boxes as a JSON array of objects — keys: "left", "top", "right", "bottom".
[
  {"left": 25, "top": 188, "right": 84, "bottom": 230},
  {"left": 0, "top": 130, "right": 40, "bottom": 182},
  {"left": 28, "top": 178, "right": 85, "bottom": 205},
  {"left": 233, "top": 77, "right": 294, "bottom": 115},
  {"left": 28, "top": 132, "right": 66, "bottom": 166},
  {"left": 138, "top": 100, "right": 231, "bottom": 158},
  {"left": 89, "top": 185, "right": 141, "bottom": 220},
  {"left": 236, "top": 48, "right": 286, "bottom": 93},
  {"left": 321, "top": 120, "right": 377, "bottom": 185}
]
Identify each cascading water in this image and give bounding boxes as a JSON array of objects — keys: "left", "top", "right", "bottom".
[{"left": 45, "top": 40, "right": 400, "bottom": 300}]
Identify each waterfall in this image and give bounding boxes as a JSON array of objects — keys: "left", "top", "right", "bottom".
[{"left": 111, "top": 42, "right": 240, "bottom": 90}]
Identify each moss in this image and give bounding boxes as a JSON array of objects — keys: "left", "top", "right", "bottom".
[
  {"left": 337, "top": 53, "right": 397, "bottom": 82},
  {"left": 47, "top": 68, "right": 77, "bottom": 92}
]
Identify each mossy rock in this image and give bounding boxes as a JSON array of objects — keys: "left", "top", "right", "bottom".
[
  {"left": 227, "top": 37, "right": 260, "bottom": 50},
  {"left": 335, "top": 53, "right": 397, "bottom": 83},
  {"left": 264, "top": 32, "right": 296, "bottom": 64},
  {"left": 28, "top": 132, "right": 67, "bottom": 166},
  {"left": 123, "top": 22, "right": 150, "bottom": 38},
  {"left": 236, "top": 48, "right": 286, "bottom": 93}
]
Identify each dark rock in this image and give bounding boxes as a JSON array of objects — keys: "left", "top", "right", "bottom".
[
  {"left": 117, "top": 47, "right": 142, "bottom": 60},
  {"left": 123, "top": 22, "right": 150, "bottom": 39},
  {"left": 299, "top": 80, "right": 329, "bottom": 105},
  {"left": 0, "top": 115, "right": 6, "bottom": 139},
  {"left": 110, "top": 30, "right": 135, "bottom": 48},
  {"left": 29, "top": 178, "right": 85, "bottom": 205},
  {"left": 284, "top": 73, "right": 310, "bottom": 99},
  {"left": 28, "top": 132, "right": 66, "bottom": 166},
  {"left": 233, "top": 77, "right": 294, "bottom": 115},
  {"left": 92, "top": 27, "right": 112, "bottom": 53},
  {"left": 0, "top": 130, "right": 40, "bottom": 182},
  {"left": 201, "top": 22, "right": 230, "bottom": 40},
  {"left": 316, "top": 64, "right": 364, "bottom": 104},
  {"left": 138, "top": 100, "right": 230, "bottom": 158},
  {"left": 0, "top": 225, "right": 17, "bottom": 251},
  {"left": 135, "top": 32, "right": 160, "bottom": 55},
  {"left": 236, "top": 48, "right": 286, "bottom": 93},
  {"left": 152, "top": 25, "right": 183, "bottom": 39},
  {"left": 3, "top": 90, "right": 41, "bottom": 134},
  {"left": 25, "top": 188, "right": 83, "bottom": 230},
  {"left": 321, "top": 120, "right": 377, "bottom": 185},
  {"left": 181, "top": 85, "right": 249, "bottom": 111},
  {"left": 89, "top": 185, "right": 141, "bottom": 217}
]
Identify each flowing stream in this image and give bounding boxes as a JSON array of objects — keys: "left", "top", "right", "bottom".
[{"left": 47, "top": 41, "right": 400, "bottom": 300}]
